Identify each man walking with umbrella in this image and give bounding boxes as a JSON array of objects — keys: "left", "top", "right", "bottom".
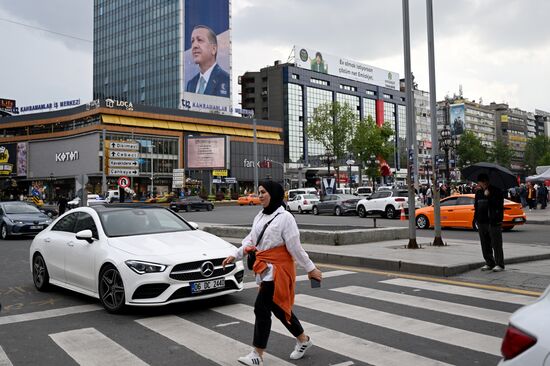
[{"left": 474, "top": 173, "right": 505, "bottom": 272}]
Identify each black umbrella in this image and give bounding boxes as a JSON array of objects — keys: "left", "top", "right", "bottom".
[{"left": 461, "top": 162, "right": 517, "bottom": 189}]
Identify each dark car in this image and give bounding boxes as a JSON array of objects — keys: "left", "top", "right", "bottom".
[
  {"left": 312, "top": 194, "right": 360, "bottom": 216},
  {"left": 25, "top": 202, "right": 58, "bottom": 218},
  {"left": 169, "top": 196, "right": 214, "bottom": 212},
  {"left": 0, "top": 201, "right": 53, "bottom": 240}
]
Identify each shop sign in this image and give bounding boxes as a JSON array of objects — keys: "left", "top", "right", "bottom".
[
  {"left": 225, "top": 177, "right": 237, "bottom": 184},
  {"left": 105, "top": 98, "right": 134, "bottom": 111},
  {"left": 212, "top": 178, "right": 222, "bottom": 184},
  {"left": 55, "top": 150, "right": 79, "bottom": 162},
  {"left": 108, "top": 159, "right": 139, "bottom": 168},
  {"left": 108, "top": 150, "right": 139, "bottom": 159},
  {"left": 212, "top": 169, "right": 228, "bottom": 177},
  {"left": 107, "top": 141, "right": 139, "bottom": 151}
]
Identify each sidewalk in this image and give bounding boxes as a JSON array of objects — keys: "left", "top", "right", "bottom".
[
  {"left": 206, "top": 224, "right": 550, "bottom": 292},
  {"left": 525, "top": 207, "right": 550, "bottom": 225}
]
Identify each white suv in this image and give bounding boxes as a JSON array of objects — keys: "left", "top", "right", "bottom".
[{"left": 356, "top": 189, "right": 421, "bottom": 219}]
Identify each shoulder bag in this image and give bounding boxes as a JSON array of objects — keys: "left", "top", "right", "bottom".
[{"left": 247, "top": 212, "right": 281, "bottom": 270}]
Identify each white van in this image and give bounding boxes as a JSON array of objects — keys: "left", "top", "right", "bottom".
[
  {"left": 287, "top": 188, "right": 318, "bottom": 200},
  {"left": 334, "top": 187, "right": 353, "bottom": 195},
  {"left": 106, "top": 189, "right": 120, "bottom": 203}
]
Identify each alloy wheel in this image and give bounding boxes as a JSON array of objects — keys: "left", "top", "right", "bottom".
[
  {"left": 99, "top": 267, "right": 125, "bottom": 312},
  {"left": 358, "top": 206, "right": 366, "bottom": 218},
  {"left": 33, "top": 254, "right": 49, "bottom": 290}
]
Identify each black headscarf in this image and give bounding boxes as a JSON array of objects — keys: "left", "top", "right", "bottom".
[{"left": 259, "top": 181, "right": 285, "bottom": 215}]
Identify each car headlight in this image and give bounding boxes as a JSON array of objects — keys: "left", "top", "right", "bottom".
[
  {"left": 125, "top": 260, "right": 167, "bottom": 274},
  {"left": 12, "top": 220, "right": 24, "bottom": 224},
  {"left": 43, "top": 220, "right": 52, "bottom": 225}
]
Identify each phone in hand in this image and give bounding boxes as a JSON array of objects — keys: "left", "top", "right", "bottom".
[{"left": 310, "top": 278, "right": 321, "bottom": 288}]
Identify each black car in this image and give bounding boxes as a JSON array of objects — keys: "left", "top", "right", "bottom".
[
  {"left": 170, "top": 196, "right": 214, "bottom": 212},
  {"left": 312, "top": 194, "right": 360, "bottom": 216},
  {"left": 25, "top": 202, "right": 58, "bottom": 218},
  {"left": 0, "top": 201, "right": 53, "bottom": 239}
]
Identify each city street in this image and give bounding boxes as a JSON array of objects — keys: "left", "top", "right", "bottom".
[
  {"left": 0, "top": 233, "right": 534, "bottom": 365},
  {"left": 178, "top": 204, "right": 550, "bottom": 246}
]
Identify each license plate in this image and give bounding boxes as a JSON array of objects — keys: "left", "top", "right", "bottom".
[
  {"left": 190, "top": 278, "right": 225, "bottom": 294},
  {"left": 513, "top": 218, "right": 524, "bottom": 223},
  {"left": 30, "top": 225, "right": 43, "bottom": 230}
]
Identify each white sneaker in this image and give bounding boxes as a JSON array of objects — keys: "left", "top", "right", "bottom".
[
  {"left": 493, "top": 266, "right": 504, "bottom": 272},
  {"left": 481, "top": 265, "right": 493, "bottom": 271},
  {"left": 290, "top": 337, "right": 313, "bottom": 360},
  {"left": 238, "top": 350, "right": 263, "bottom": 366}
]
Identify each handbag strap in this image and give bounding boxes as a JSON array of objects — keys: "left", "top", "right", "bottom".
[{"left": 255, "top": 212, "right": 281, "bottom": 249}]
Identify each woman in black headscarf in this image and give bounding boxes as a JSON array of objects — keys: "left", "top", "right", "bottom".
[{"left": 223, "top": 181, "right": 322, "bottom": 366}]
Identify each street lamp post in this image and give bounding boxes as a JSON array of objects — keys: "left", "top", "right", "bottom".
[
  {"left": 439, "top": 125, "right": 455, "bottom": 185},
  {"left": 149, "top": 145, "right": 154, "bottom": 198},
  {"left": 49, "top": 173, "right": 54, "bottom": 204},
  {"left": 325, "top": 148, "right": 334, "bottom": 178}
]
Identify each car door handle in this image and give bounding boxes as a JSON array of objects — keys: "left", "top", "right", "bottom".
[
  {"left": 448, "top": 210, "right": 453, "bottom": 212},
  {"left": 67, "top": 241, "right": 75, "bottom": 247},
  {"left": 44, "top": 237, "right": 51, "bottom": 243}
]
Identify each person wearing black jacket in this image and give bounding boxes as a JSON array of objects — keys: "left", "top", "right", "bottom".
[{"left": 474, "top": 174, "right": 505, "bottom": 272}]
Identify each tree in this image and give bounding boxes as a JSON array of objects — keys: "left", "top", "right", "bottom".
[
  {"left": 524, "top": 135, "right": 550, "bottom": 174},
  {"left": 307, "top": 102, "right": 357, "bottom": 185},
  {"left": 539, "top": 151, "right": 550, "bottom": 166},
  {"left": 488, "top": 138, "right": 513, "bottom": 168},
  {"left": 350, "top": 115, "right": 394, "bottom": 186},
  {"left": 455, "top": 131, "right": 487, "bottom": 169}
]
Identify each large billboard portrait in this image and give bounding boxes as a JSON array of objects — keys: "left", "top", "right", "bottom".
[
  {"left": 450, "top": 104, "right": 465, "bottom": 136},
  {"left": 0, "top": 143, "right": 26, "bottom": 176},
  {"left": 183, "top": 0, "right": 231, "bottom": 114}
]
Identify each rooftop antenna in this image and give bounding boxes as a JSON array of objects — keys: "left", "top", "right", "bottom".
[{"left": 287, "top": 46, "right": 295, "bottom": 63}]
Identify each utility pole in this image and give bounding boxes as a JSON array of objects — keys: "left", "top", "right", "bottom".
[
  {"left": 427, "top": 0, "right": 444, "bottom": 246},
  {"left": 102, "top": 129, "right": 107, "bottom": 195},
  {"left": 253, "top": 118, "right": 258, "bottom": 194},
  {"left": 402, "top": 0, "right": 418, "bottom": 249}
]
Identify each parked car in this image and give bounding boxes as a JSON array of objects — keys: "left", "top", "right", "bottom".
[
  {"left": 312, "top": 194, "right": 360, "bottom": 216},
  {"left": 286, "top": 194, "right": 319, "bottom": 214},
  {"left": 170, "top": 196, "right": 214, "bottom": 212},
  {"left": 238, "top": 194, "right": 261, "bottom": 206},
  {"left": 29, "top": 206, "right": 244, "bottom": 313},
  {"left": 287, "top": 188, "right": 318, "bottom": 201},
  {"left": 355, "top": 186, "right": 373, "bottom": 198},
  {"left": 67, "top": 194, "right": 107, "bottom": 209},
  {"left": 498, "top": 284, "right": 550, "bottom": 365},
  {"left": 334, "top": 187, "right": 353, "bottom": 195},
  {"left": 356, "top": 189, "right": 421, "bottom": 219},
  {"left": 415, "top": 194, "right": 526, "bottom": 231},
  {"left": 0, "top": 201, "right": 52, "bottom": 240}
]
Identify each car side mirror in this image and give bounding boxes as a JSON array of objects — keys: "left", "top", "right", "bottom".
[
  {"left": 187, "top": 221, "right": 199, "bottom": 230},
  {"left": 75, "top": 229, "right": 94, "bottom": 243}
]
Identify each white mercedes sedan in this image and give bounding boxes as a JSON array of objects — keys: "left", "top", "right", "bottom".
[{"left": 30, "top": 205, "right": 244, "bottom": 313}]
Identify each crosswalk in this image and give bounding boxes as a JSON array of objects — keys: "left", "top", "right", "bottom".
[{"left": 0, "top": 271, "right": 538, "bottom": 366}]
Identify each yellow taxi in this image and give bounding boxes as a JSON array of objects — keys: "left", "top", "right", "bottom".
[{"left": 238, "top": 194, "right": 261, "bottom": 206}]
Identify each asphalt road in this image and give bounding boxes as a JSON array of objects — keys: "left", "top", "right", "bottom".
[
  {"left": 0, "top": 235, "right": 523, "bottom": 366},
  {"left": 178, "top": 204, "right": 549, "bottom": 246}
]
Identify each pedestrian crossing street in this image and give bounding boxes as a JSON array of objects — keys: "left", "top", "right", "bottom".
[{"left": 0, "top": 270, "right": 538, "bottom": 366}]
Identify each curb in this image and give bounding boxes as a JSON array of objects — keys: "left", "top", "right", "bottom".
[
  {"left": 223, "top": 238, "right": 550, "bottom": 277},
  {"left": 526, "top": 219, "right": 550, "bottom": 225}
]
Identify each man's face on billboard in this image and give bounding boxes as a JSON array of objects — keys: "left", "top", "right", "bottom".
[{"left": 191, "top": 28, "right": 217, "bottom": 68}]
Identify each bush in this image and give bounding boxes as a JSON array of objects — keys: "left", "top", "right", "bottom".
[
  {"left": 215, "top": 191, "right": 225, "bottom": 201},
  {"left": 231, "top": 191, "right": 239, "bottom": 200},
  {"left": 207, "top": 194, "right": 216, "bottom": 201}
]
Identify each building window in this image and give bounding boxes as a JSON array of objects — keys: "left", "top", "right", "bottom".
[
  {"left": 310, "top": 77, "right": 329, "bottom": 86},
  {"left": 291, "top": 74, "right": 299, "bottom": 80},
  {"left": 306, "top": 86, "right": 332, "bottom": 160},
  {"left": 383, "top": 93, "right": 393, "bottom": 99},
  {"left": 363, "top": 98, "right": 376, "bottom": 120},
  {"left": 288, "top": 83, "right": 304, "bottom": 163},
  {"left": 366, "top": 90, "right": 376, "bottom": 96},
  {"left": 336, "top": 93, "right": 360, "bottom": 118},
  {"left": 339, "top": 84, "right": 357, "bottom": 92}
]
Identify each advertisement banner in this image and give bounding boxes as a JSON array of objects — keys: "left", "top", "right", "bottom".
[
  {"left": 294, "top": 46, "right": 399, "bottom": 90},
  {"left": 0, "top": 98, "right": 17, "bottom": 113},
  {"left": 186, "top": 136, "right": 228, "bottom": 169},
  {"left": 450, "top": 104, "right": 465, "bottom": 136},
  {"left": 183, "top": 0, "right": 231, "bottom": 113},
  {"left": 0, "top": 143, "right": 27, "bottom": 176}
]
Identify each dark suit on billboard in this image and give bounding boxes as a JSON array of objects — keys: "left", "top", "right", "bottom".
[{"left": 186, "top": 64, "right": 230, "bottom": 98}]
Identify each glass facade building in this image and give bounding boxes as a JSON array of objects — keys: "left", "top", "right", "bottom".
[
  {"left": 93, "top": 0, "right": 183, "bottom": 109},
  {"left": 241, "top": 63, "right": 406, "bottom": 171}
]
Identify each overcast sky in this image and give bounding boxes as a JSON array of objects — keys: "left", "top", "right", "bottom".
[{"left": 1, "top": 0, "right": 549, "bottom": 113}]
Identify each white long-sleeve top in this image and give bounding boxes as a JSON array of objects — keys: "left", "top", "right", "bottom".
[{"left": 233, "top": 206, "right": 316, "bottom": 284}]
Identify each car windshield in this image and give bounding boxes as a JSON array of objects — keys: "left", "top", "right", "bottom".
[
  {"left": 302, "top": 194, "right": 317, "bottom": 199},
  {"left": 99, "top": 208, "right": 193, "bottom": 237},
  {"left": 3, "top": 203, "right": 42, "bottom": 214}
]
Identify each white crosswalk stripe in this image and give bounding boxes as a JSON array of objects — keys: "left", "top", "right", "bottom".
[
  {"left": 332, "top": 285, "right": 512, "bottom": 324},
  {"left": 243, "top": 269, "right": 356, "bottom": 289},
  {"left": 136, "top": 315, "right": 295, "bottom": 366},
  {"left": 0, "top": 346, "right": 14, "bottom": 366},
  {"left": 49, "top": 328, "right": 149, "bottom": 366},
  {"left": 381, "top": 278, "right": 535, "bottom": 305},
  {"left": 295, "top": 294, "right": 503, "bottom": 356},
  {"left": 211, "top": 303, "right": 453, "bottom": 366}
]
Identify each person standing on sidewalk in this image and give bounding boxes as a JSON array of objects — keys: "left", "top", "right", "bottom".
[
  {"left": 527, "top": 182, "right": 537, "bottom": 210},
  {"left": 222, "top": 181, "right": 322, "bottom": 366},
  {"left": 474, "top": 173, "right": 505, "bottom": 272}
]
